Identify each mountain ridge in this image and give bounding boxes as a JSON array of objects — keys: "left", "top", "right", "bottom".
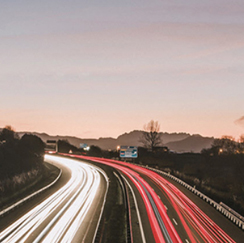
[{"left": 14, "top": 130, "right": 214, "bottom": 153}]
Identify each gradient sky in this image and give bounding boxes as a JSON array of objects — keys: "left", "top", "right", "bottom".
[{"left": 1, "top": 0, "right": 244, "bottom": 139}]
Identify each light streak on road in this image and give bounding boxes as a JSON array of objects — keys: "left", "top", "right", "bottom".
[
  {"left": 136, "top": 167, "right": 236, "bottom": 243},
  {"left": 65, "top": 154, "right": 236, "bottom": 243},
  {"left": 122, "top": 162, "right": 236, "bottom": 243},
  {"left": 66, "top": 154, "right": 181, "bottom": 243},
  {"left": 121, "top": 174, "right": 146, "bottom": 243},
  {"left": 0, "top": 155, "right": 108, "bottom": 243}
]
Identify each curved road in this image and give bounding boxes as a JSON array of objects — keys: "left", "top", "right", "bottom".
[
  {"left": 0, "top": 155, "right": 108, "bottom": 243},
  {"left": 65, "top": 154, "right": 243, "bottom": 243},
  {"left": 1, "top": 153, "right": 243, "bottom": 242}
]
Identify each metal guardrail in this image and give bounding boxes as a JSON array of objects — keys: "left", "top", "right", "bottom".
[
  {"left": 0, "top": 169, "right": 62, "bottom": 217},
  {"left": 138, "top": 164, "right": 244, "bottom": 230}
]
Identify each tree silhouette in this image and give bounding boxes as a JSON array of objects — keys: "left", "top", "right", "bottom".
[
  {"left": 19, "top": 134, "right": 45, "bottom": 157},
  {"left": 0, "top": 125, "right": 19, "bottom": 142},
  {"left": 88, "top": 145, "right": 103, "bottom": 157},
  {"left": 140, "top": 120, "right": 162, "bottom": 151},
  {"left": 0, "top": 127, "right": 45, "bottom": 180},
  {"left": 202, "top": 135, "right": 244, "bottom": 155},
  {"left": 57, "top": 139, "right": 79, "bottom": 153}
]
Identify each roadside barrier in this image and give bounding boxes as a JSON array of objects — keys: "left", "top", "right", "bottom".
[
  {"left": 0, "top": 169, "right": 62, "bottom": 217},
  {"left": 138, "top": 164, "right": 244, "bottom": 230}
]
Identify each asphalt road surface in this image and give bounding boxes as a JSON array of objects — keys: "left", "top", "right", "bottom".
[
  {"left": 1, "top": 153, "right": 243, "bottom": 243},
  {"left": 65, "top": 154, "right": 244, "bottom": 243},
  {"left": 0, "top": 155, "right": 108, "bottom": 243}
]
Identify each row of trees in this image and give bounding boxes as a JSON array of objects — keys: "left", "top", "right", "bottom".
[
  {"left": 56, "top": 139, "right": 114, "bottom": 158},
  {"left": 202, "top": 135, "right": 244, "bottom": 156},
  {"left": 0, "top": 126, "right": 45, "bottom": 182}
]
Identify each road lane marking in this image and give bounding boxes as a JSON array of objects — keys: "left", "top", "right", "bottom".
[
  {"left": 172, "top": 218, "right": 178, "bottom": 225},
  {"left": 121, "top": 175, "right": 146, "bottom": 243}
]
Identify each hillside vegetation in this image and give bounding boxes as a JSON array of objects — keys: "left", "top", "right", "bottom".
[
  {"left": 0, "top": 126, "right": 45, "bottom": 206},
  {"left": 136, "top": 137, "right": 244, "bottom": 216}
]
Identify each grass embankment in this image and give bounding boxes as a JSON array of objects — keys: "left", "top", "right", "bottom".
[
  {"left": 0, "top": 129, "right": 61, "bottom": 212},
  {"left": 0, "top": 162, "right": 60, "bottom": 211},
  {"left": 136, "top": 152, "right": 244, "bottom": 216}
]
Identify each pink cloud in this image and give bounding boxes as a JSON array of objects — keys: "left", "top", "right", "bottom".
[{"left": 235, "top": 116, "right": 244, "bottom": 128}]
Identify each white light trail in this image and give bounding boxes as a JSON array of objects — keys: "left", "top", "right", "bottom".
[{"left": 0, "top": 155, "right": 106, "bottom": 243}]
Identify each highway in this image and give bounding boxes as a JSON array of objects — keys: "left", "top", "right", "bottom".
[
  {"left": 0, "top": 155, "right": 108, "bottom": 243},
  {"left": 65, "top": 154, "right": 243, "bottom": 243},
  {"left": 1, "top": 153, "right": 243, "bottom": 242}
]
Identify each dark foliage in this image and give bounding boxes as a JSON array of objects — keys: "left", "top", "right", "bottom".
[
  {"left": 87, "top": 145, "right": 103, "bottom": 157},
  {"left": 0, "top": 128, "right": 45, "bottom": 181},
  {"left": 202, "top": 137, "right": 244, "bottom": 155},
  {"left": 134, "top": 148, "right": 244, "bottom": 215},
  {"left": 0, "top": 126, "right": 19, "bottom": 142},
  {"left": 19, "top": 134, "right": 45, "bottom": 155},
  {"left": 57, "top": 139, "right": 80, "bottom": 153}
]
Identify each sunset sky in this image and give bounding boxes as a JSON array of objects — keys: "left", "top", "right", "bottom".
[{"left": 1, "top": 0, "right": 244, "bottom": 139}]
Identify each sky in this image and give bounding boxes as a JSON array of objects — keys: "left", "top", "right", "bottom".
[{"left": 1, "top": 0, "right": 244, "bottom": 139}]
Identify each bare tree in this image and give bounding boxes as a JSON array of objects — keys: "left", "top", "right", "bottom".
[{"left": 140, "top": 120, "right": 162, "bottom": 151}]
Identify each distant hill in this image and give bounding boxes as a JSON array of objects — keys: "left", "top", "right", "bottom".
[
  {"left": 14, "top": 130, "right": 214, "bottom": 153},
  {"left": 165, "top": 134, "right": 214, "bottom": 153}
]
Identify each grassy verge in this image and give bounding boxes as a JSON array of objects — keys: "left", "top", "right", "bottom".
[{"left": 0, "top": 162, "right": 60, "bottom": 211}]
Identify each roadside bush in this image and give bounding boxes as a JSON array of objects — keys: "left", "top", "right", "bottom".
[{"left": 0, "top": 127, "right": 45, "bottom": 199}]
